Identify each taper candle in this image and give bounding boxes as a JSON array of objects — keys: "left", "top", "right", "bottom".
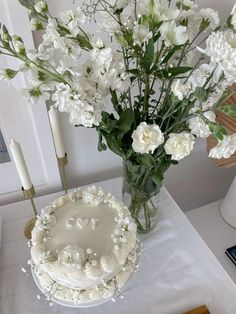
[
  {"left": 9, "top": 139, "right": 32, "bottom": 190},
  {"left": 48, "top": 107, "right": 66, "bottom": 158}
]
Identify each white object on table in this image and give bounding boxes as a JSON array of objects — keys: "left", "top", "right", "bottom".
[
  {"left": 9, "top": 138, "right": 32, "bottom": 190},
  {"left": 0, "top": 177, "right": 236, "bottom": 314},
  {"left": 186, "top": 200, "right": 236, "bottom": 285},
  {"left": 219, "top": 176, "right": 236, "bottom": 228},
  {"left": 48, "top": 107, "right": 66, "bottom": 158},
  {"left": 0, "top": 216, "right": 1, "bottom": 248}
]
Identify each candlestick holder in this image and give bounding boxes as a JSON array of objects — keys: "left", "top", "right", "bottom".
[
  {"left": 22, "top": 185, "right": 37, "bottom": 240},
  {"left": 57, "top": 153, "right": 68, "bottom": 194}
]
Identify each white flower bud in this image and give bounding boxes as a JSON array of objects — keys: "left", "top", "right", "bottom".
[{"left": 34, "top": 1, "right": 48, "bottom": 13}]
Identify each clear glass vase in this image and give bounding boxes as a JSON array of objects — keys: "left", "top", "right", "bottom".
[{"left": 122, "top": 159, "right": 163, "bottom": 234}]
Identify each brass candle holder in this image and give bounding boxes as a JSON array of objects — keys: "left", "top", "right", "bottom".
[
  {"left": 57, "top": 153, "right": 68, "bottom": 194},
  {"left": 22, "top": 185, "right": 37, "bottom": 240}
]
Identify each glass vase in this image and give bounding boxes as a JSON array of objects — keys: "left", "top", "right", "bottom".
[{"left": 122, "top": 159, "right": 164, "bottom": 234}]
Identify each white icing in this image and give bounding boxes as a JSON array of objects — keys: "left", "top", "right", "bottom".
[
  {"left": 100, "top": 255, "right": 117, "bottom": 273},
  {"left": 31, "top": 186, "right": 138, "bottom": 304},
  {"left": 85, "top": 262, "right": 103, "bottom": 280},
  {"left": 66, "top": 217, "right": 75, "bottom": 228}
]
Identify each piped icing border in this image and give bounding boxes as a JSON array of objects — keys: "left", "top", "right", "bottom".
[{"left": 31, "top": 241, "right": 140, "bottom": 305}]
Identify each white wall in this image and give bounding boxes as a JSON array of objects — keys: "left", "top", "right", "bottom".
[{"left": 24, "top": 0, "right": 236, "bottom": 210}]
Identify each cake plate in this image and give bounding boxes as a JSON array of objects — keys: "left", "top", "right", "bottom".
[{"left": 32, "top": 269, "right": 112, "bottom": 308}]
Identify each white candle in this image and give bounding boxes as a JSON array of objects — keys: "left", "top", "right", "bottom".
[
  {"left": 48, "top": 107, "right": 66, "bottom": 158},
  {"left": 9, "top": 139, "right": 32, "bottom": 190}
]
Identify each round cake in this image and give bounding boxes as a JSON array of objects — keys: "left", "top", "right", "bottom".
[{"left": 30, "top": 186, "right": 139, "bottom": 305}]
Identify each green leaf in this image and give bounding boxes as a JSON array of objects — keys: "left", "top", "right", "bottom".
[
  {"left": 110, "top": 89, "right": 121, "bottom": 114},
  {"left": 18, "top": 0, "right": 34, "bottom": 10},
  {"left": 157, "top": 66, "right": 192, "bottom": 78},
  {"left": 137, "top": 154, "right": 155, "bottom": 167},
  {"left": 105, "top": 136, "right": 125, "bottom": 158},
  {"left": 116, "top": 109, "right": 135, "bottom": 134},
  {"left": 209, "top": 123, "right": 227, "bottom": 140},
  {"left": 75, "top": 34, "right": 92, "bottom": 50},
  {"left": 97, "top": 132, "right": 107, "bottom": 152},
  {"left": 127, "top": 69, "right": 140, "bottom": 76},
  {"left": 218, "top": 105, "right": 236, "bottom": 118},
  {"left": 194, "top": 87, "right": 207, "bottom": 101},
  {"left": 151, "top": 172, "right": 164, "bottom": 186},
  {"left": 141, "top": 38, "right": 154, "bottom": 72},
  {"left": 161, "top": 46, "right": 182, "bottom": 64},
  {"left": 5, "top": 69, "right": 17, "bottom": 79},
  {"left": 168, "top": 66, "right": 192, "bottom": 76}
]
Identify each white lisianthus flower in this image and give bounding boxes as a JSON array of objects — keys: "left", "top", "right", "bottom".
[
  {"left": 160, "top": 21, "right": 188, "bottom": 47},
  {"left": 137, "top": 0, "right": 179, "bottom": 21},
  {"left": 30, "top": 18, "right": 43, "bottom": 31},
  {"left": 197, "top": 30, "right": 236, "bottom": 83},
  {"left": 171, "top": 79, "right": 191, "bottom": 100},
  {"left": 43, "top": 18, "right": 66, "bottom": 50},
  {"left": 22, "top": 86, "right": 50, "bottom": 104},
  {"left": 164, "top": 132, "right": 195, "bottom": 161},
  {"left": 34, "top": 0, "right": 48, "bottom": 13},
  {"left": 182, "top": 0, "right": 198, "bottom": 10},
  {"left": 60, "top": 8, "right": 86, "bottom": 37},
  {"left": 12, "top": 35, "right": 25, "bottom": 54},
  {"left": 209, "top": 134, "right": 236, "bottom": 159},
  {"left": 0, "top": 68, "right": 17, "bottom": 81},
  {"left": 199, "top": 8, "right": 220, "bottom": 30},
  {"left": 132, "top": 122, "right": 164, "bottom": 154},
  {"left": 52, "top": 83, "right": 103, "bottom": 128},
  {"left": 133, "top": 24, "right": 152, "bottom": 46},
  {"left": 188, "top": 111, "right": 216, "bottom": 138}
]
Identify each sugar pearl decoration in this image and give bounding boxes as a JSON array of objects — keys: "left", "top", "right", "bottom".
[{"left": 87, "top": 248, "right": 93, "bottom": 255}]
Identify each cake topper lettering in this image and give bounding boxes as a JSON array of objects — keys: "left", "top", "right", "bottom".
[{"left": 66, "top": 217, "right": 100, "bottom": 230}]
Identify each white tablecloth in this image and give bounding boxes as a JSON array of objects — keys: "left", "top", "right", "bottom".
[{"left": 0, "top": 177, "right": 236, "bottom": 314}]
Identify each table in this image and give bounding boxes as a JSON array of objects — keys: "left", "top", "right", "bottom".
[
  {"left": 186, "top": 200, "right": 236, "bottom": 284},
  {"left": 1, "top": 177, "right": 236, "bottom": 314}
]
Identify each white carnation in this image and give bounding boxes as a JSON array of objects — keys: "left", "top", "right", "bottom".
[
  {"left": 164, "top": 132, "right": 195, "bottom": 161},
  {"left": 132, "top": 122, "right": 164, "bottom": 154},
  {"left": 209, "top": 134, "right": 236, "bottom": 159},
  {"left": 188, "top": 111, "right": 216, "bottom": 138},
  {"left": 198, "top": 30, "right": 236, "bottom": 83},
  {"left": 171, "top": 79, "right": 191, "bottom": 100},
  {"left": 199, "top": 8, "right": 220, "bottom": 30},
  {"left": 133, "top": 24, "right": 152, "bottom": 46},
  {"left": 160, "top": 21, "right": 188, "bottom": 47}
]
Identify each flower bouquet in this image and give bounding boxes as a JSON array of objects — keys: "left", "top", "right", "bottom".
[{"left": 1, "top": 0, "right": 236, "bottom": 233}]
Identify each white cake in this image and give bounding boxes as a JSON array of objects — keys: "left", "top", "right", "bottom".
[{"left": 31, "top": 186, "right": 139, "bottom": 305}]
